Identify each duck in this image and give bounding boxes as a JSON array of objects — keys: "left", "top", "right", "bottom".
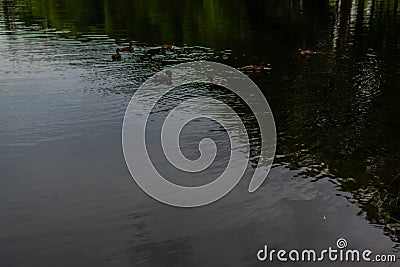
[
  {"left": 120, "top": 42, "right": 134, "bottom": 52},
  {"left": 112, "top": 48, "right": 121, "bottom": 61},
  {"left": 153, "top": 70, "right": 172, "bottom": 85},
  {"left": 299, "top": 48, "right": 317, "bottom": 55},
  {"left": 242, "top": 62, "right": 271, "bottom": 72},
  {"left": 160, "top": 44, "right": 173, "bottom": 51},
  {"left": 207, "top": 75, "right": 221, "bottom": 89}
]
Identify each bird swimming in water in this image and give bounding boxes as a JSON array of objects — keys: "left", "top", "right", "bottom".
[
  {"left": 242, "top": 62, "right": 272, "bottom": 72},
  {"left": 153, "top": 70, "right": 172, "bottom": 85},
  {"left": 160, "top": 44, "right": 173, "bottom": 51},
  {"left": 299, "top": 48, "right": 317, "bottom": 55},
  {"left": 120, "top": 42, "right": 134, "bottom": 52},
  {"left": 207, "top": 75, "right": 221, "bottom": 89},
  {"left": 112, "top": 48, "right": 121, "bottom": 61}
]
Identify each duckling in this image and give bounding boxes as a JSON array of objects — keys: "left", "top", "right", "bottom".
[
  {"left": 243, "top": 65, "right": 264, "bottom": 72},
  {"left": 153, "top": 70, "right": 172, "bottom": 85},
  {"left": 242, "top": 62, "right": 271, "bottom": 72},
  {"left": 207, "top": 75, "right": 221, "bottom": 89},
  {"left": 160, "top": 44, "right": 173, "bottom": 51},
  {"left": 112, "top": 48, "right": 121, "bottom": 61},
  {"left": 299, "top": 48, "right": 317, "bottom": 55},
  {"left": 120, "top": 42, "right": 134, "bottom": 52}
]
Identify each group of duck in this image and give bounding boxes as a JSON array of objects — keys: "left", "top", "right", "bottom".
[
  {"left": 112, "top": 42, "right": 173, "bottom": 61},
  {"left": 111, "top": 42, "right": 317, "bottom": 74},
  {"left": 240, "top": 48, "right": 317, "bottom": 73}
]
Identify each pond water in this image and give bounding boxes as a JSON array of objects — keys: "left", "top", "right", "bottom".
[{"left": 1, "top": 0, "right": 400, "bottom": 266}]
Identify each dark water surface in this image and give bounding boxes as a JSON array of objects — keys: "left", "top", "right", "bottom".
[{"left": 1, "top": 0, "right": 400, "bottom": 266}]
